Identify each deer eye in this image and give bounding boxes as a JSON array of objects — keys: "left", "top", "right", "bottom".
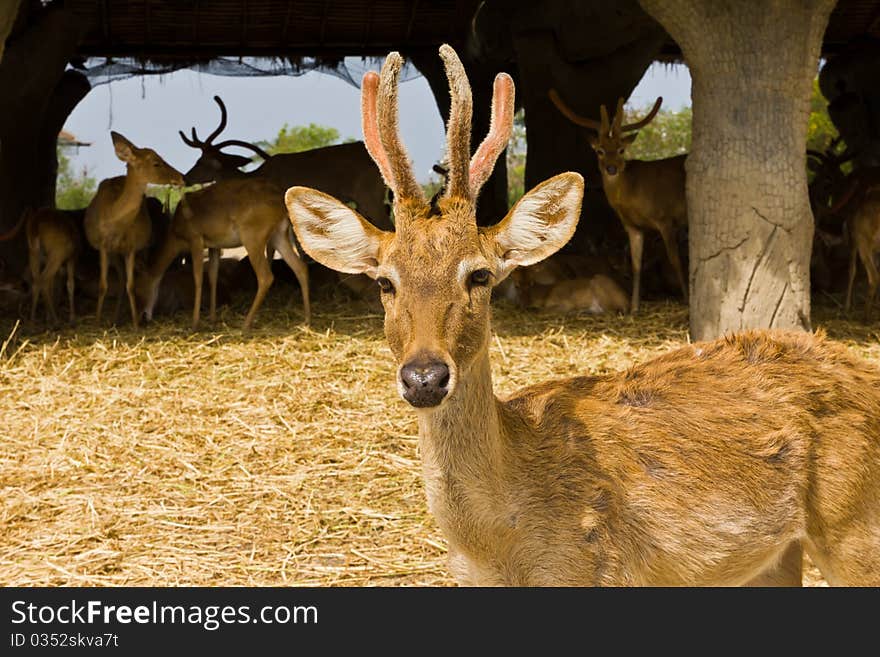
[
  {"left": 469, "top": 268, "right": 492, "bottom": 287},
  {"left": 618, "top": 147, "right": 625, "bottom": 154},
  {"left": 376, "top": 277, "right": 395, "bottom": 294},
  {"left": 596, "top": 148, "right": 605, "bottom": 157}
]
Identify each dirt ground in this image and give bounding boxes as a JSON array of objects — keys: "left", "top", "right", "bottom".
[{"left": 1, "top": 290, "right": 877, "bottom": 587}]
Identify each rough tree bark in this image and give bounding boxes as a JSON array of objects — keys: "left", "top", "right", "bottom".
[
  {"left": 639, "top": 0, "right": 836, "bottom": 340},
  {"left": 0, "top": 3, "right": 87, "bottom": 268}
]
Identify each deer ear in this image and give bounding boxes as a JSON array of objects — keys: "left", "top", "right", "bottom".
[
  {"left": 481, "top": 172, "right": 583, "bottom": 281},
  {"left": 286, "top": 186, "right": 390, "bottom": 277},
  {"left": 587, "top": 134, "right": 599, "bottom": 149},
  {"left": 622, "top": 133, "right": 638, "bottom": 146},
  {"left": 111, "top": 131, "right": 137, "bottom": 163},
  {"left": 224, "top": 153, "right": 253, "bottom": 169}
]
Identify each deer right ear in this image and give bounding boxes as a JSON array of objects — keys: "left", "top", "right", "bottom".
[
  {"left": 481, "top": 172, "right": 584, "bottom": 282},
  {"left": 285, "top": 186, "right": 390, "bottom": 277},
  {"left": 111, "top": 132, "right": 137, "bottom": 163}
]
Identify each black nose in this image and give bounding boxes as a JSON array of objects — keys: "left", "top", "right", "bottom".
[
  {"left": 400, "top": 359, "right": 450, "bottom": 408},
  {"left": 605, "top": 165, "right": 618, "bottom": 175}
]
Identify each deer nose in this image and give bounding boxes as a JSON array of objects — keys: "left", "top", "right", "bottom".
[
  {"left": 400, "top": 359, "right": 450, "bottom": 408},
  {"left": 605, "top": 164, "right": 618, "bottom": 175}
]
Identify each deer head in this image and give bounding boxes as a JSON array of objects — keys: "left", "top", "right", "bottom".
[
  {"left": 111, "top": 131, "right": 184, "bottom": 186},
  {"left": 179, "top": 96, "right": 272, "bottom": 184},
  {"left": 286, "top": 46, "right": 583, "bottom": 409},
  {"left": 549, "top": 90, "right": 662, "bottom": 178}
]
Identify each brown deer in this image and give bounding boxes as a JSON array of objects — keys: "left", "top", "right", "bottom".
[
  {"left": 84, "top": 132, "right": 184, "bottom": 328},
  {"left": 844, "top": 187, "right": 880, "bottom": 320},
  {"left": 22, "top": 207, "right": 82, "bottom": 324},
  {"left": 550, "top": 90, "right": 687, "bottom": 313},
  {"left": 139, "top": 177, "right": 309, "bottom": 330},
  {"left": 179, "top": 96, "right": 390, "bottom": 229},
  {"left": 285, "top": 45, "right": 880, "bottom": 587}
]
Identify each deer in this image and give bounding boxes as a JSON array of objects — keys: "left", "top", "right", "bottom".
[
  {"left": 844, "top": 187, "right": 880, "bottom": 320},
  {"left": 179, "top": 95, "right": 390, "bottom": 230},
  {"left": 284, "top": 45, "right": 880, "bottom": 587},
  {"left": 84, "top": 132, "right": 184, "bottom": 328},
  {"left": 549, "top": 90, "right": 687, "bottom": 314},
  {"left": 22, "top": 207, "right": 82, "bottom": 324},
  {"left": 139, "top": 177, "right": 309, "bottom": 330}
]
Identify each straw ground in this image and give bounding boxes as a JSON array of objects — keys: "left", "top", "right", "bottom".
[{"left": 1, "top": 286, "right": 877, "bottom": 586}]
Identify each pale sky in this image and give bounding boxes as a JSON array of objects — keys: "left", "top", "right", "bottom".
[{"left": 63, "top": 62, "right": 692, "bottom": 184}]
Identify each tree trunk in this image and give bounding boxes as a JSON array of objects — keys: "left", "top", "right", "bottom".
[
  {"left": 0, "top": 4, "right": 86, "bottom": 269},
  {"left": 0, "top": 0, "right": 21, "bottom": 63},
  {"left": 639, "top": 0, "right": 836, "bottom": 340}
]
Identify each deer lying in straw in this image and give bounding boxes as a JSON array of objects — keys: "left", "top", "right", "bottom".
[
  {"left": 550, "top": 91, "right": 687, "bottom": 313},
  {"left": 140, "top": 177, "right": 309, "bottom": 330},
  {"left": 285, "top": 45, "right": 880, "bottom": 586},
  {"left": 84, "top": 132, "right": 184, "bottom": 328}
]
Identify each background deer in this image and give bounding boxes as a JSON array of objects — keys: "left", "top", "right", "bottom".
[
  {"left": 22, "top": 207, "right": 82, "bottom": 324},
  {"left": 84, "top": 132, "right": 183, "bottom": 328},
  {"left": 550, "top": 91, "right": 687, "bottom": 313},
  {"left": 844, "top": 187, "right": 880, "bottom": 319},
  {"left": 285, "top": 45, "right": 880, "bottom": 586},
  {"left": 139, "top": 177, "right": 309, "bottom": 330},
  {"left": 180, "top": 96, "right": 390, "bottom": 229}
]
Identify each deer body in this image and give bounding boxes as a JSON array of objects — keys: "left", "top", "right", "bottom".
[
  {"left": 140, "top": 178, "right": 309, "bottom": 329},
  {"left": 84, "top": 132, "right": 183, "bottom": 328},
  {"left": 286, "top": 46, "right": 880, "bottom": 586},
  {"left": 181, "top": 97, "right": 390, "bottom": 229}
]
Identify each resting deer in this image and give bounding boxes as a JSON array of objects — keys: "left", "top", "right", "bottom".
[
  {"left": 180, "top": 96, "right": 390, "bottom": 229},
  {"left": 84, "top": 132, "right": 184, "bottom": 328},
  {"left": 550, "top": 91, "right": 687, "bottom": 313},
  {"left": 285, "top": 45, "right": 880, "bottom": 587},
  {"left": 139, "top": 177, "right": 309, "bottom": 330}
]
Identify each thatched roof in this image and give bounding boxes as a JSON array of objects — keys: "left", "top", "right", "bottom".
[{"left": 56, "top": 0, "right": 880, "bottom": 62}]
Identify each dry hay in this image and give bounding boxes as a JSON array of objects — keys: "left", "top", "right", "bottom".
[{"left": 0, "top": 293, "right": 877, "bottom": 587}]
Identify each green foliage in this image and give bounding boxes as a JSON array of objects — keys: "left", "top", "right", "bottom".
[
  {"left": 507, "top": 109, "right": 526, "bottom": 205},
  {"left": 55, "top": 146, "right": 97, "bottom": 210},
  {"left": 807, "top": 77, "right": 839, "bottom": 154},
  {"left": 145, "top": 185, "right": 186, "bottom": 214},
  {"left": 625, "top": 105, "right": 692, "bottom": 160},
  {"left": 257, "top": 123, "right": 347, "bottom": 155}
]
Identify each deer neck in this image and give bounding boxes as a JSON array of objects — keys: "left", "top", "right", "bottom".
[
  {"left": 110, "top": 166, "right": 149, "bottom": 223},
  {"left": 416, "top": 346, "right": 511, "bottom": 556},
  {"left": 600, "top": 168, "right": 630, "bottom": 208}
]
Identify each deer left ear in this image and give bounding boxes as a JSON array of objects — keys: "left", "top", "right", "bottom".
[
  {"left": 286, "top": 186, "right": 391, "bottom": 277},
  {"left": 481, "top": 172, "right": 584, "bottom": 282},
  {"left": 622, "top": 133, "right": 638, "bottom": 146},
  {"left": 111, "top": 131, "right": 137, "bottom": 163}
]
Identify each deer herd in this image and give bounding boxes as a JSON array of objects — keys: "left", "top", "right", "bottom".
[{"left": 4, "top": 45, "right": 880, "bottom": 586}]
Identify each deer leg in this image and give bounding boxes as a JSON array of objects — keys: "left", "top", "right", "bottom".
[
  {"left": 208, "top": 247, "right": 220, "bottom": 323},
  {"left": 96, "top": 248, "right": 109, "bottom": 323},
  {"left": 845, "top": 242, "right": 858, "bottom": 314},
  {"left": 66, "top": 259, "right": 76, "bottom": 324},
  {"left": 41, "top": 252, "right": 66, "bottom": 326},
  {"left": 273, "top": 229, "right": 310, "bottom": 325},
  {"left": 625, "top": 226, "right": 644, "bottom": 314},
  {"left": 658, "top": 223, "right": 688, "bottom": 304},
  {"left": 242, "top": 236, "right": 274, "bottom": 331},
  {"left": 190, "top": 238, "right": 205, "bottom": 330},
  {"left": 124, "top": 250, "right": 139, "bottom": 329},
  {"left": 743, "top": 543, "right": 803, "bottom": 587},
  {"left": 28, "top": 244, "right": 41, "bottom": 322},
  {"left": 859, "top": 242, "right": 878, "bottom": 322},
  {"left": 111, "top": 257, "right": 125, "bottom": 325}
]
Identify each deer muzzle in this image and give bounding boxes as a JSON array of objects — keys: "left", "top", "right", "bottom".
[{"left": 399, "top": 357, "right": 451, "bottom": 408}]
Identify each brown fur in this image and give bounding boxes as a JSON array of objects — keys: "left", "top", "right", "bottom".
[
  {"left": 84, "top": 132, "right": 183, "bottom": 328},
  {"left": 24, "top": 207, "right": 82, "bottom": 324},
  {"left": 140, "top": 178, "right": 309, "bottom": 329},
  {"left": 550, "top": 92, "right": 688, "bottom": 313},
  {"left": 286, "top": 46, "right": 880, "bottom": 586}
]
